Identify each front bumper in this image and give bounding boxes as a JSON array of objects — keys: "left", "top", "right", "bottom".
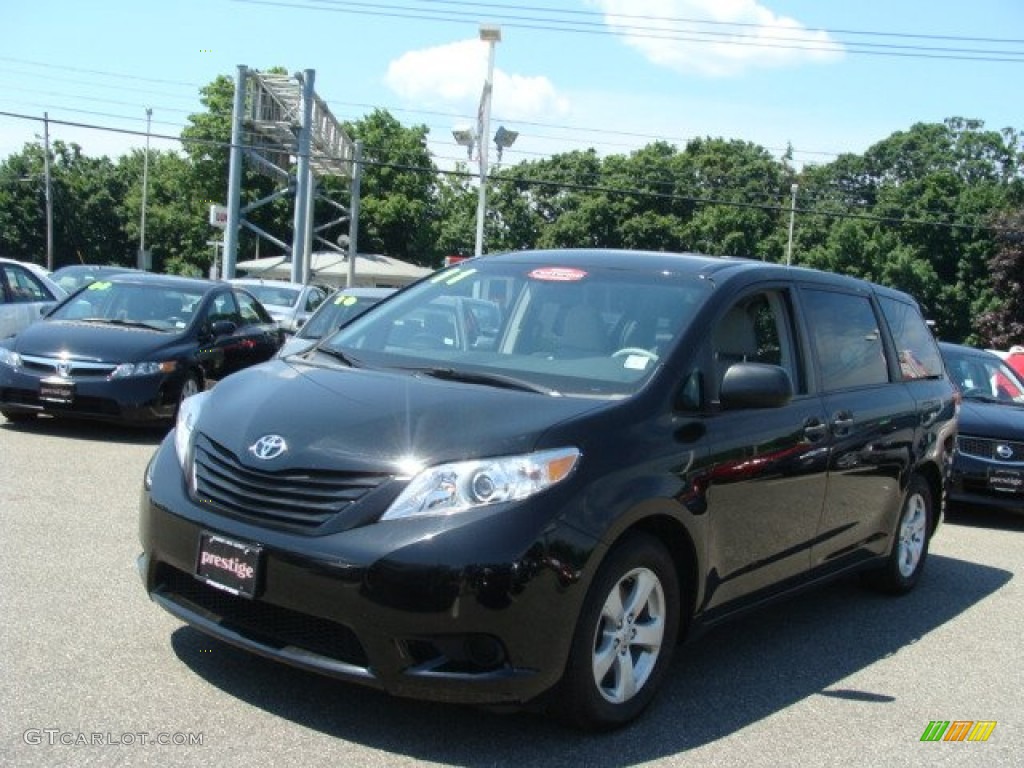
[
  {"left": 138, "top": 438, "right": 597, "bottom": 705},
  {"left": 0, "top": 367, "right": 178, "bottom": 423},
  {"left": 948, "top": 450, "right": 1024, "bottom": 514}
]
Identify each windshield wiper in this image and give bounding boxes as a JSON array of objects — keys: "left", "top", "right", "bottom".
[
  {"left": 414, "top": 367, "right": 558, "bottom": 395},
  {"left": 308, "top": 346, "right": 361, "bottom": 368},
  {"left": 73, "top": 317, "right": 162, "bottom": 330}
]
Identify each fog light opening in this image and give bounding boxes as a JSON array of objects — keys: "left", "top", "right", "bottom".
[{"left": 464, "top": 634, "right": 506, "bottom": 669}]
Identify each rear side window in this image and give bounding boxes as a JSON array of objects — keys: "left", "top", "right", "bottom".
[
  {"left": 877, "top": 296, "right": 944, "bottom": 380},
  {"left": 1, "top": 264, "right": 51, "bottom": 303},
  {"left": 802, "top": 288, "right": 889, "bottom": 391}
]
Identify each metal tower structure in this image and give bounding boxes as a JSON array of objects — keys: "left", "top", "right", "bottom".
[{"left": 222, "top": 66, "right": 356, "bottom": 283}]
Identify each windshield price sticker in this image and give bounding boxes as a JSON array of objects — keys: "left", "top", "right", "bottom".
[{"left": 528, "top": 267, "right": 588, "bottom": 282}]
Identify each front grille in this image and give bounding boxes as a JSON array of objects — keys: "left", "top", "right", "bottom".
[
  {"left": 957, "top": 435, "right": 1024, "bottom": 463},
  {"left": 156, "top": 564, "right": 369, "bottom": 667},
  {"left": 193, "top": 433, "right": 391, "bottom": 529},
  {"left": 19, "top": 354, "right": 116, "bottom": 379}
]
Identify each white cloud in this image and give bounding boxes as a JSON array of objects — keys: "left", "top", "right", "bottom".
[
  {"left": 384, "top": 39, "right": 570, "bottom": 121},
  {"left": 591, "top": 0, "right": 843, "bottom": 77}
]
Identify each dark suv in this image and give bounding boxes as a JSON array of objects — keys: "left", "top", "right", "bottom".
[{"left": 138, "top": 249, "right": 957, "bottom": 730}]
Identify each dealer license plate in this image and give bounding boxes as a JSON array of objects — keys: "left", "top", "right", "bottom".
[
  {"left": 39, "top": 377, "right": 74, "bottom": 404},
  {"left": 989, "top": 469, "right": 1024, "bottom": 494},
  {"left": 196, "top": 532, "right": 262, "bottom": 598}
]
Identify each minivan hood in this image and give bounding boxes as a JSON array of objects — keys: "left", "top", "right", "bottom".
[
  {"left": 198, "top": 359, "right": 610, "bottom": 471},
  {"left": 12, "top": 320, "right": 183, "bottom": 362},
  {"left": 958, "top": 398, "right": 1024, "bottom": 441}
]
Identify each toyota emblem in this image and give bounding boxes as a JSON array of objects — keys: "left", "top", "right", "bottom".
[
  {"left": 996, "top": 444, "right": 1014, "bottom": 460},
  {"left": 249, "top": 434, "right": 288, "bottom": 460}
]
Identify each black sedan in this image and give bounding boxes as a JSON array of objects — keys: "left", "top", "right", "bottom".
[
  {"left": 940, "top": 341, "right": 1024, "bottom": 513},
  {"left": 0, "top": 273, "right": 283, "bottom": 425}
]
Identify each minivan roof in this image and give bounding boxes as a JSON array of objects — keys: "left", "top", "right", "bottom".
[{"left": 478, "top": 248, "right": 913, "bottom": 302}]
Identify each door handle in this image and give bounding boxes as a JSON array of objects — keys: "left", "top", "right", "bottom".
[{"left": 804, "top": 419, "right": 828, "bottom": 442}]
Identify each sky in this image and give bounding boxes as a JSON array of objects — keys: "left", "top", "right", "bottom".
[{"left": 2, "top": 0, "right": 1022, "bottom": 175}]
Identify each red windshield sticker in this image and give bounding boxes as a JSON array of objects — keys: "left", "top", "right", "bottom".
[{"left": 528, "top": 267, "right": 588, "bottom": 282}]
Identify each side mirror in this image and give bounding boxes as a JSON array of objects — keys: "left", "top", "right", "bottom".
[{"left": 720, "top": 362, "right": 793, "bottom": 409}]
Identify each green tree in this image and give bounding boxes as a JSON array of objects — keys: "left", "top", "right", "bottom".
[
  {"left": 976, "top": 209, "right": 1024, "bottom": 347},
  {"left": 343, "top": 109, "right": 440, "bottom": 267}
]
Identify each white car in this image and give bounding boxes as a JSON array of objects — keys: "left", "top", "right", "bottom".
[
  {"left": 0, "top": 258, "right": 67, "bottom": 339},
  {"left": 228, "top": 278, "right": 328, "bottom": 333}
]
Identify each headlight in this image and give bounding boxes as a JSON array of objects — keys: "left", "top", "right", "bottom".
[
  {"left": 0, "top": 348, "right": 22, "bottom": 369},
  {"left": 382, "top": 447, "right": 580, "bottom": 521},
  {"left": 174, "top": 390, "right": 209, "bottom": 469},
  {"left": 110, "top": 361, "right": 178, "bottom": 378}
]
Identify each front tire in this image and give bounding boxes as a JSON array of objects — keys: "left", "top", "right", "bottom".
[
  {"left": 865, "top": 474, "right": 932, "bottom": 594},
  {"left": 1, "top": 409, "right": 36, "bottom": 423},
  {"left": 554, "top": 532, "right": 680, "bottom": 730},
  {"left": 176, "top": 372, "right": 201, "bottom": 414}
]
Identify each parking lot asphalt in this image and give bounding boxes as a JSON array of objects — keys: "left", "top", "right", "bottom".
[{"left": 1, "top": 414, "right": 1021, "bottom": 767}]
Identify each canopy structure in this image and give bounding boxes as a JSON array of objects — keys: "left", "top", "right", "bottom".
[{"left": 235, "top": 252, "right": 433, "bottom": 288}]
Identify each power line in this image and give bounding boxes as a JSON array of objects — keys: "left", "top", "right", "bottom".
[
  {"left": 412, "top": 0, "right": 1024, "bottom": 46},
  {"left": 228, "top": 0, "right": 1024, "bottom": 62}
]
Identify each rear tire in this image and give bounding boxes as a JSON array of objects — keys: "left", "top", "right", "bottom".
[
  {"left": 864, "top": 474, "right": 932, "bottom": 594},
  {"left": 553, "top": 532, "right": 680, "bottom": 731}
]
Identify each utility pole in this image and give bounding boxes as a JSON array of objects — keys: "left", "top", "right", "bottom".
[
  {"left": 42, "top": 112, "right": 54, "bottom": 271},
  {"left": 138, "top": 107, "right": 153, "bottom": 270}
]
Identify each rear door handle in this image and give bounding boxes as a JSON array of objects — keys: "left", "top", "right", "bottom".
[{"left": 832, "top": 411, "right": 855, "bottom": 436}]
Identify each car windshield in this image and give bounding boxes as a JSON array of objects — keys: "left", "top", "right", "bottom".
[
  {"left": 244, "top": 284, "right": 301, "bottom": 308},
  {"left": 49, "top": 281, "right": 205, "bottom": 331},
  {"left": 320, "top": 260, "right": 710, "bottom": 398},
  {"left": 52, "top": 267, "right": 124, "bottom": 293},
  {"left": 945, "top": 349, "right": 1024, "bottom": 403},
  {"left": 299, "top": 294, "right": 385, "bottom": 340}
]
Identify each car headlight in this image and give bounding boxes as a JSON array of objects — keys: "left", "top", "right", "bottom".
[
  {"left": 382, "top": 447, "right": 580, "bottom": 521},
  {"left": 0, "top": 348, "right": 22, "bottom": 369},
  {"left": 174, "top": 390, "right": 209, "bottom": 469},
  {"left": 111, "top": 361, "right": 178, "bottom": 378}
]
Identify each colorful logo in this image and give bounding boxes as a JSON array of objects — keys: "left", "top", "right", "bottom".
[{"left": 920, "top": 721, "right": 996, "bottom": 742}]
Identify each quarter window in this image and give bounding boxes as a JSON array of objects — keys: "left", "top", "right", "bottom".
[
  {"left": 877, "top": 296, "right": 943, "bottom": 380},
  {"left": 235, "top": 291, "right": 266, "bottom": 324}
]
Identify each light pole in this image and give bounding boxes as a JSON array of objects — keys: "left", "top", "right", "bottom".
[
  {"left": 474, "top": 24, "right": 501, "bottom": 257},
  {"left": 786, "top": 183, "right": 798, "bottom": 266},
  {"left": 139, "top": 107, "right": 152, "bottom": 270},
  {"left": 42, "top": 113, "right": 54, "bottom": 272}
]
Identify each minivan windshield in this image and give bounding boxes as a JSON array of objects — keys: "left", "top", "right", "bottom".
[{"left": 320, "top": 259, "right": 711, "bottom": 397}]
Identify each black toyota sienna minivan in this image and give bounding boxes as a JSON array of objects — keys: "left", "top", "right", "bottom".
[{"left": 139, "top": 249, "right": 957, "bottom": 730}]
